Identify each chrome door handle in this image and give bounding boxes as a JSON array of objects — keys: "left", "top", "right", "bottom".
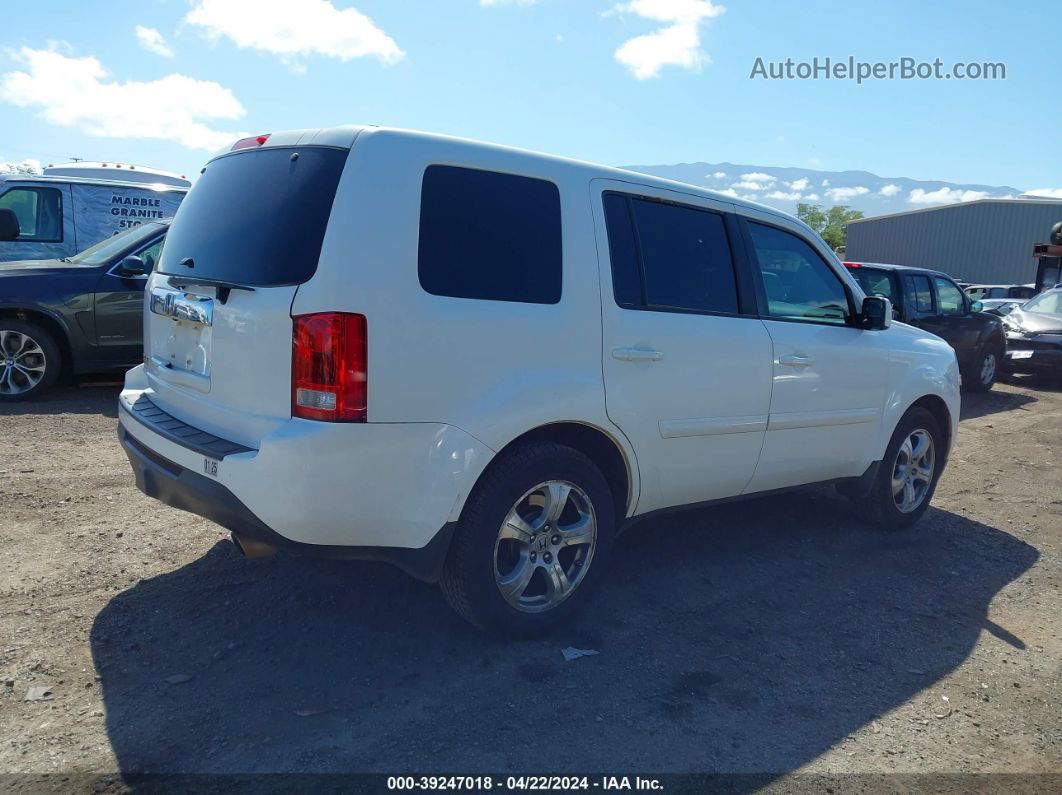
[
  {"left": 778, "top": 354, "right": 813, "bottom": 367},
  {"left": 612, "top": 347, "right": 664, "bottom": 362}
]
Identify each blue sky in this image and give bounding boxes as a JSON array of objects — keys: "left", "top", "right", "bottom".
[{"left": 2, "top": 0, "right": 1059, "bottom": 200}]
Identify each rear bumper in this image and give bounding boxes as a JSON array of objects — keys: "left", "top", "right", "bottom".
[
  {"left": 119, "top": 423, "right": 456, "bottom": 582},
  {"left": 117, "top": 366, "right": 495, "bottom": 576}
]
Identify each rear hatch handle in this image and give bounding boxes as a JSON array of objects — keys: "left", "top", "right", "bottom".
[{"left": 168, "top": 276, "right": 257, "bottom": 304}]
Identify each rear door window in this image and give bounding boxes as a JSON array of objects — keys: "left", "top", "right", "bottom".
[
  {"left": 158, "top": 146, "right": 348, "bottom": 286},
  {"left": 418, "top": 165, "right": 562, "bottom": 304},
  {"left": 903, "top": 274, "right": 934, "bottom": 315},
  {"left": 603, "top": 193, "right": 739, "bottom": 314}
]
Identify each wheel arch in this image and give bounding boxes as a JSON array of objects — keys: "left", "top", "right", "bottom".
[
  {"left": 907, "top": 393, "right": 954, "bottom": 461},
  {"left": 0, "top": 306, "right": 73, "bottom": 375},
  {"left": 475, "top": 421, "right": 638, "bottom": 524}
]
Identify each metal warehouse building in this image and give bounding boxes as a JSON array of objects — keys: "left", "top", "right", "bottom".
[{"left": 845, "top": 198, "right": 1062, "bottom": 285}]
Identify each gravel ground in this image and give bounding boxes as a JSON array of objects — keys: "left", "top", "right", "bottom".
[{"left": 0, "top": 377, "right": 1059, "bottom": 790}]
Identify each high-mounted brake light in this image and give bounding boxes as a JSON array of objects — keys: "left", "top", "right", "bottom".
[
  {"left": 843, "top": 261, "right": 862, "bottom": 268},
  {"left": 292, "top": 313, "right": 367, "bottom": 422},
  {"left": 231, "top": 134, "right": 271, "bottom": 151}
]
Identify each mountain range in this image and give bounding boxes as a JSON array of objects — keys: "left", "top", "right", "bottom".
[{"left": 622, "top": 161, "right": 1029, "bottom": 218}]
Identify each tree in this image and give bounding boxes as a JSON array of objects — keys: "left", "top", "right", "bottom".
[{"left": 797, "top": 203, "right": 864, "bottom": 250}]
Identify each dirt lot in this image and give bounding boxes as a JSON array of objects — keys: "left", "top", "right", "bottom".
[{"left": 1, "top": 377, "right": 1060, "bottom": 790}]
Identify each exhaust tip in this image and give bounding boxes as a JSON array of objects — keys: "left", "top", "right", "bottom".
[{"left": 231, "top": 533, "right": 277, "bottom": 559}]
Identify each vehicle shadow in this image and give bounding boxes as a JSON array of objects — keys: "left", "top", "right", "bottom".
[
  {"left": 959, "top": 387, "right": 1037, "bottom": 421},
  {"left": 0, "top": 382, "right": 119, "bottom": 418},
  {"left": 90, "top": 488, "right": 1037, "bottom": 781}
]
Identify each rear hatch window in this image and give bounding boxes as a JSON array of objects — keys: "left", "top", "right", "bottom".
[{"left": 158, "top": 146, "right": 348, "bottom": 287}]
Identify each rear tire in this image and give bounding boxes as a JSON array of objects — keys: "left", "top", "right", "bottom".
[
  {"left": 0, "top": 320, "right": 61, "bottom": 401},
  {"left": 440, "top": 441, "right": 615, "bottom": 636},
  {"left": 963, "top": 346, "right": 999, "bottom": 393},
  {"left": 864, "top": 407, "right": 944, "bottom": 531}
]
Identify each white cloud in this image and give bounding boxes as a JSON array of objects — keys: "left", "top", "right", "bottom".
[
  {"left": 185, "top": 0, "right": 403, "bottom": 69},
  {"left": 481, "top": 0, "right": 539, "bottom": 4},
  {"left": 825, "top": 186, "right": 870, "bottom": 202},
  {"left": 0, "top": 46, "right": 245, "bottom": 151},
  {"left": 1024, "top": 187, "right": 1062, "bottom": 199},
  {"left": 787, "top": 177, "right": 809, "bottom": 191},
  {"left": 135, "top": 25, "right": 174, "bottom": 58},
  {"left": 730, "top": 180, "right": 765, "bottom": 191},
  {"left": 609, "top": 0, "right": 726, "bottom": 80},
  {"left": 715, "top": 187, "right": 739, "bottom": 197},
  {"left": 764, "top": 190, "right": 802, "bottom": 201},
  {"left": 0, "top": 157, "right": 41, "bottom": 175},
  {"left": 820, "top": 178, "right": 830, "bottom": 186},
  {"left": 709, "top": 170, "right": 726, "bottom": 179},
  {"left": 803, "top": 193, "right": 820, "bottom": 201},
  {"left": 739, "top": 171, "right": 774, "bottom": 184},
  {"left": 879, "top": 183, "right": 901, "bottom": 197},
  {"left": 908, "top": 187, "right": 989, "bottom": 205}
]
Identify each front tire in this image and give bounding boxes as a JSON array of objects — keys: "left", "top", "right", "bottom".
[
  {"left": 0, "top": 320, "right": 61, "bottom": 401},
  {"left": 963, "top": 346, "right": 999, "bottom": 393},
  {"left": 864, "top": 406, "right": 944, "bottom": 530},
  {"left": 440, "top": 441, "right": 615, "bottom": 635}
]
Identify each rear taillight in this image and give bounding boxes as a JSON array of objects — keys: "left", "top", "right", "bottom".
[
  {"left": 843, "top": 261, "right": 862, "bottom": 268},
  {"left": 292, "top": 313, "right": 367, "bottom": 422}
]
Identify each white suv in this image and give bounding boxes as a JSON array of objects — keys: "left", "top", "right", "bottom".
[{"left": 119, "top": 126, "right": 960, "bottom": 634}]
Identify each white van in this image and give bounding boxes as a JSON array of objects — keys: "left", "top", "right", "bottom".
[
  {"left": 0, "top": 162, "right": 188, "bottom": 262},
  {"left": 118, "top": 127, "right": 960, "bottom": 634}
]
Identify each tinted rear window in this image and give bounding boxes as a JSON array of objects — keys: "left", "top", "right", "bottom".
[
  {"left": 418, "top": 165, "right": 561, "bottom": 304},
  {"left": 158, "top": 146, "right": 347, "bottom": 286},
  {"left": 849, "top": 267, "right": 895, "bottom": 302}
]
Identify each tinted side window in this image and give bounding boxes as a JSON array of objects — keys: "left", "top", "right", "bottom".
[
  {"left": 602, "top": 193, "right": 642, "bottom": 307},
  {"left": 0, "top": 187, "right": 63, "bottom": 242},
  {"left": 934, "top": 277, "right": 965, "bottom": 315},
  {"left": 135, "top": 237, "right": 165, "bottom": 273},
  {"left": 748, "top": 222, "right": 849, "bottom": 324},
  {"left": 904, "top": 275, "right": 934, "bottom": 314},
  {"left": 419, "top": 166, "right": 561, "bottom": 304},
  {"left": 602, "top": 193, "right": 738, "bottom": 314}
]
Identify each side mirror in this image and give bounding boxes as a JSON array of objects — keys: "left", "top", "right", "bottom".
[
  {"left": 117, "top": 255, "right": 146, "bottom": 276},
  {"left": 970, "top": 299, "right": 984, "bottom": 313},
  {"left": 0, "top": 208, "right": 20, "bottom": 241},
  {"left": 861, "top": 295, "right": 891, "bottom": 330}
]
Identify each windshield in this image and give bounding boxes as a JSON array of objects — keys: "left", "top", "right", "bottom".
[
  {"left": 1022, "top": 290, "right": 1062, "bottom": 316},
  {"left": 69, "top": 222, "right": 166, "bottom": 266},
  {"left": 158, "top": 146, "right": 348, "bottom": 287}
]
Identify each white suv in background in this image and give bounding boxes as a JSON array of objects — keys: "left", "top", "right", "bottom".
[{"left": 119, "top": 126, "right": 961, "bottom": 634}]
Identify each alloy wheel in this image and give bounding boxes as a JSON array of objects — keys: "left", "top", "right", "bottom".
[
  {"left": 980, "top": 352, "right": 997, "bottom": 385},
  {"left": 0, "top": 330, "right": 47, "bottom": 396},
  {"left": 891, "top": 429, "right": 935, "bottom": 513},
  {"left": 493, "top": 480, "right": 597, "bottom": 613}
]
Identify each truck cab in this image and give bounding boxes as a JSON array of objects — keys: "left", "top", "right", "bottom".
[{"left": 0, "top": 162, "right": 188, "bottom": 262}]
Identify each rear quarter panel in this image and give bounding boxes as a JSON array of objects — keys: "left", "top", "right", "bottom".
[{"left": 291, "top": 129, "right": 639, "bottom": 509}]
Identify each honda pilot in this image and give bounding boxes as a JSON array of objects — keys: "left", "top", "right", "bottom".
[{"left": 119, "top": 126, "right": 961, "bottom": 634}]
